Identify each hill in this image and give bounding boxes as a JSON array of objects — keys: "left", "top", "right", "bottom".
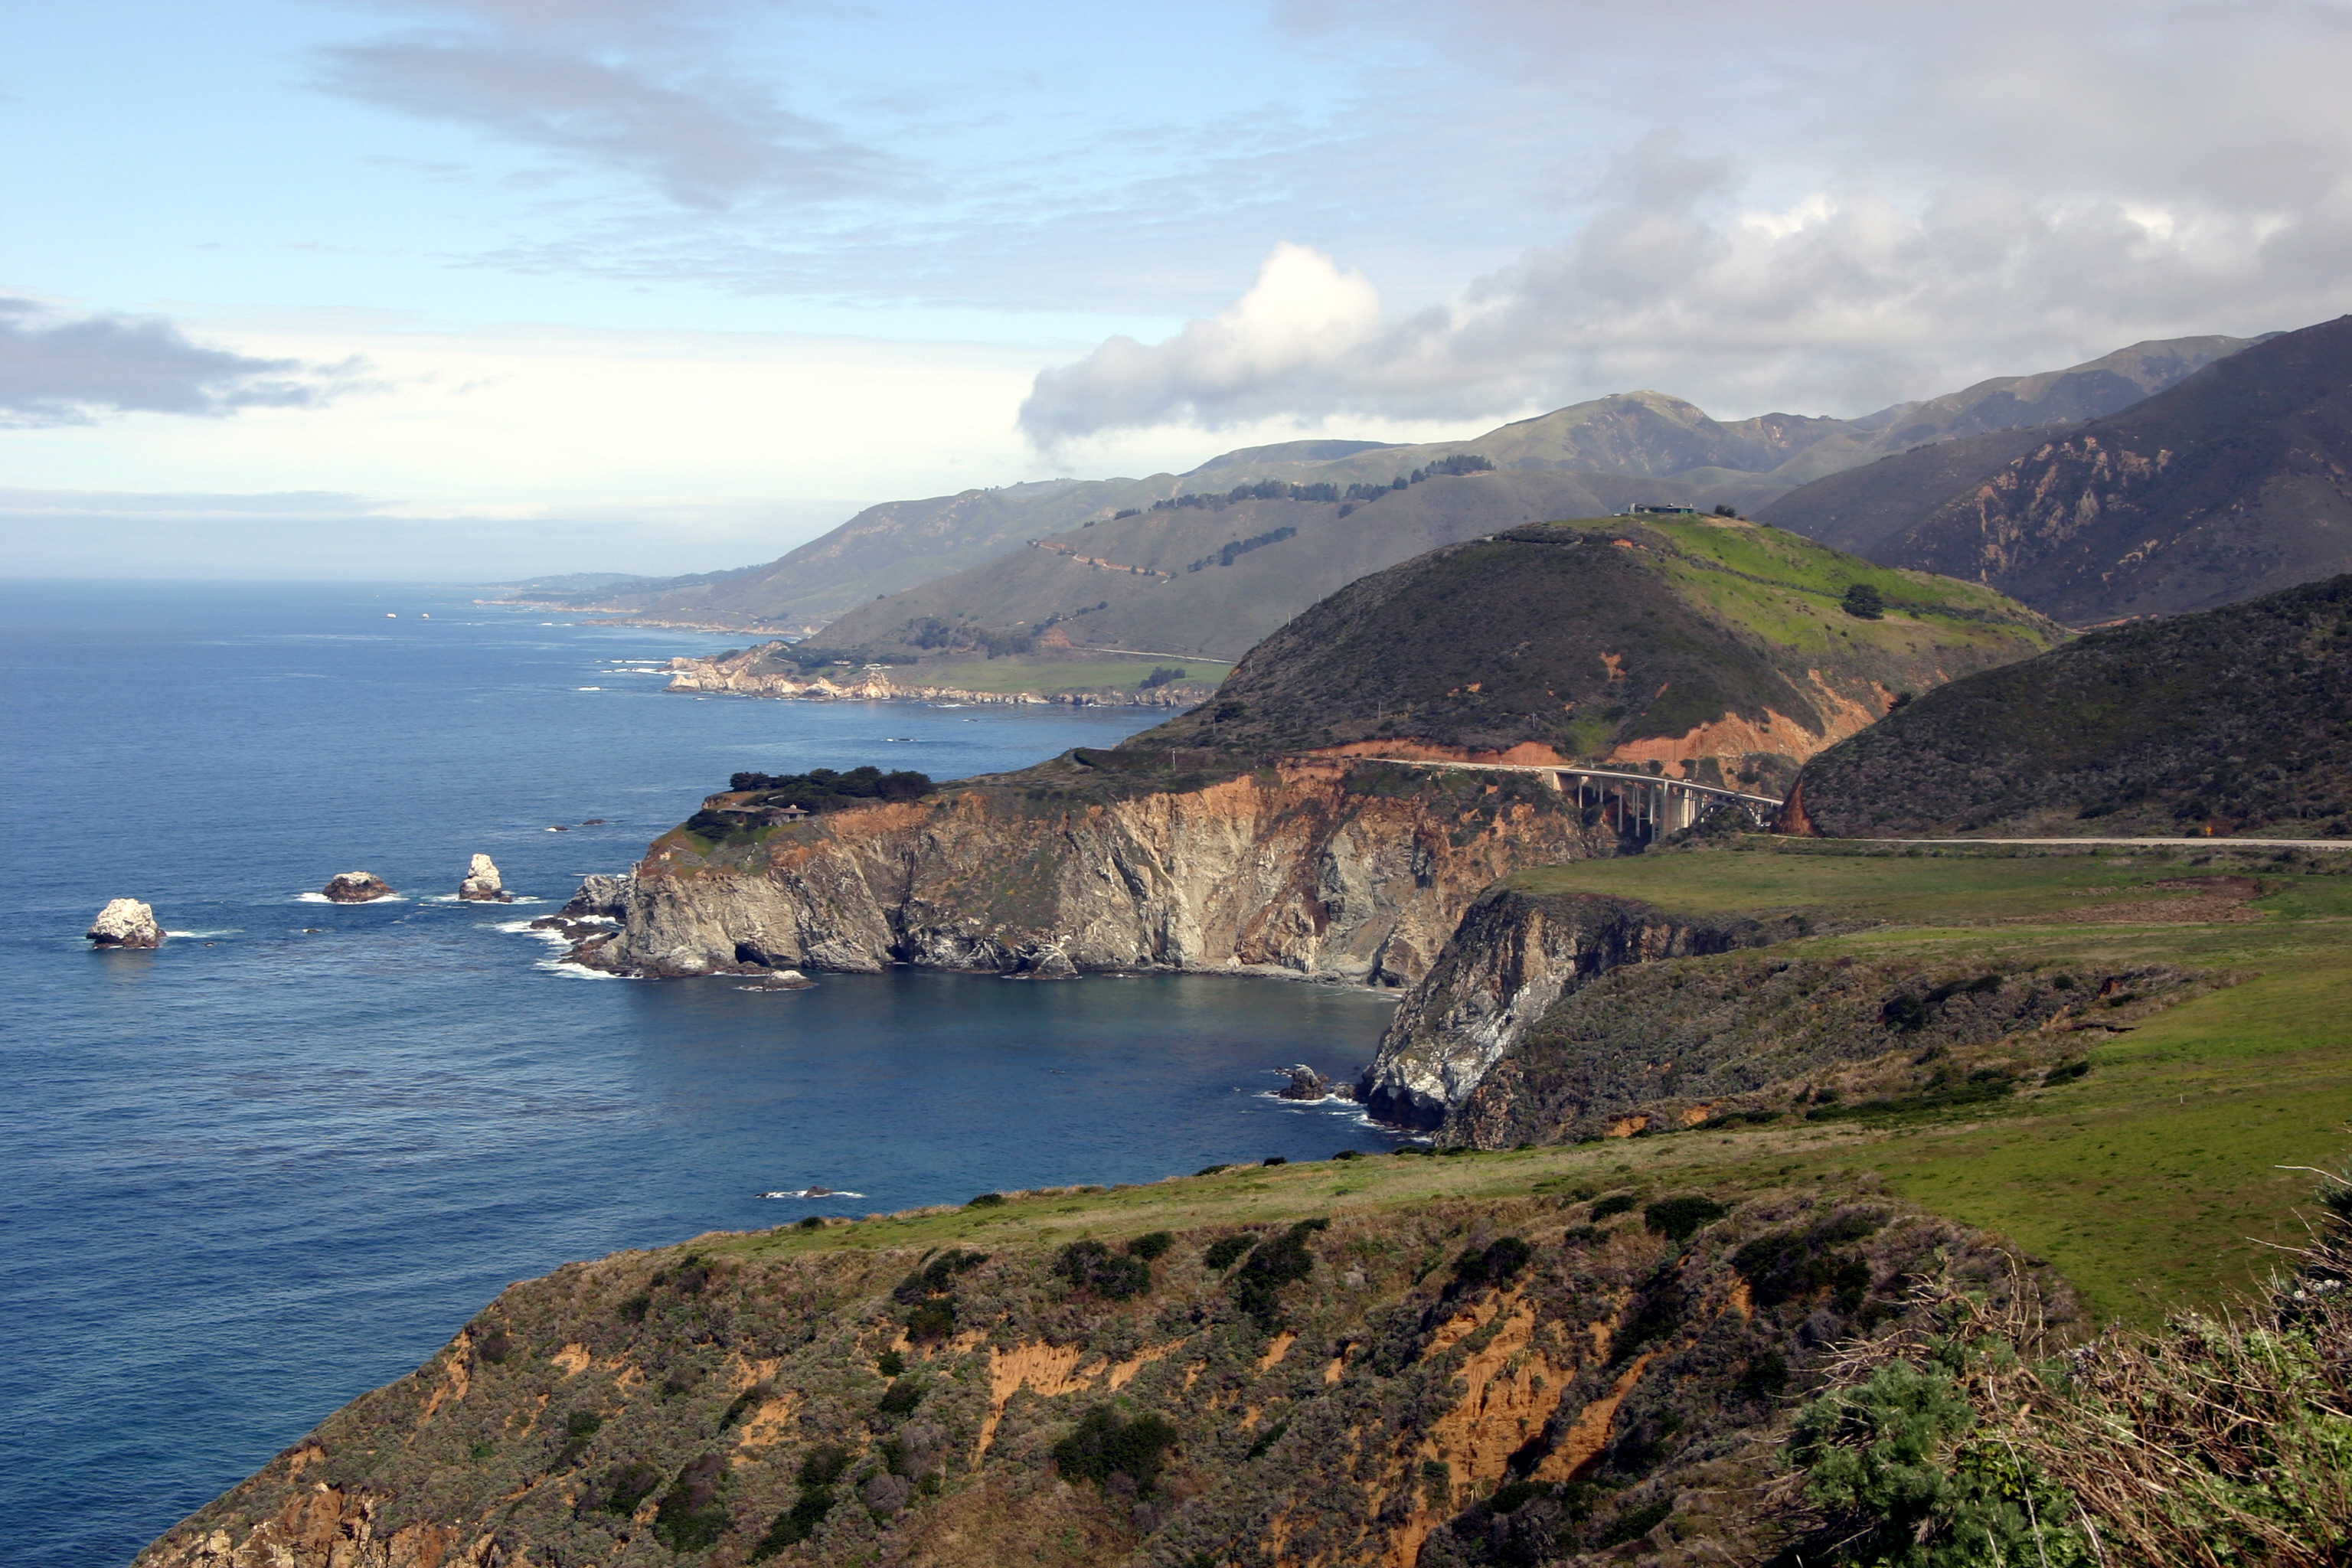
[
  {"left": 526, "top": 335, "right": 2256, "bottom": 632},
  {"left": 1132, "top": 515, "right": 2061, "bottom": 793},
  {"left": 811, "top": 469, "right": 1767, "bottom": 663},
  {"left": 1873, "top": 315, "right": 2352, "bottom": 623},
  {"left": 1782, "top": 571, "right": 2352, "bottom": 838}
]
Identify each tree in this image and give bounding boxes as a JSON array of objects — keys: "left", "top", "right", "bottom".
[{"left": 1843, "top": 583, "right": 1886, "bottom": 619}]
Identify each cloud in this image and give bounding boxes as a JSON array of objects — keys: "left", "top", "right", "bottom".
[
  {"left": 1019, "top": 243, "right": 1383, "bottom": 443},
  {"left": 0, "top": 302, "right": 354, "bottom": 428},
  {"left": 1021, "top": 118, "right": 2352, "bottom": 443},
  {"left": 318, "top": 0, "right": 893, "bottom": 207}
]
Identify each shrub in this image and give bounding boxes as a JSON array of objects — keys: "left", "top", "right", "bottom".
[
  {"left": 1230, "top": 1218, "right": 1328, "bottom": 1327},
  {"left": 1594, "top": 1494, "right": 1674, "bottom": 1547},
  {"left": 1057, "top": 1239, "right": 1153, "bottom": 1299},
  {"left": 795, "top": 1214, "right": 824, "bottom": 1230},
  {"left": 751, "top": 1447, "right": 851, "bottom": 1559},
  {"left": 1786, "top": 1358, "right": 2086, "bottom": 1566},
  {"left": 876, "top": 1350, "right": 904, "bottom": 1377},
  {"left": 1125, "top": 1230, "right": 1174, "bottom": 1259},
  {"left": 877, "top": 1379, "right": 923, "bottom": 1416},
  {"left": 619, "top": 1293, "right": 650, "bottom": 1324},
  {"left": 555, "top": 1410, "right": 603, "bottom": 1468},
  {"left": 1053, "top": 1406, "right": 1179, "bottom": 1493},
  {"left": 1453, "top": 1236, "right": 1534, "bottom": 1289},
  {"left": 1262, "top": 1155, "right": 1288, "bottom": 1167},
  {"left": 1734, "top": 1221, "right": 1877, "bottom": 1311},
  {"left": 1203, "top": 1233, "right": 1257, "bottom": 1271},
  {"left": 894, "top": 1248, "right": 988, "bottom": 1303},
  {"left": 1243, "top": 1418, "right": 1290, "bottom": 1461},
  {"left": 965, "top": 1191, "right": 1005, "bottom": 1207},
  {"left": 1331, "top": 1148, "right": 1361, "bottom": 1161},
  {"left": 1195, "top": 1164, "right": 1230, "bottom": 1177},
  {"left": 1589, "top": 1193, "right": 1638, "bottom": 1222},
  {"left": 1488, "top": 1478, "right": 1553, "bottom": 1514},
  {"left": 1644, "top": 1195, "right": 1729, "bottom": 1243},
  {"left": 601, "top": 1459, "right": 663, "bottom": 1517},
  {"left": 652, "top": 1453, "right": 732, "bottom": 1553},
  {"left": 473, "top": 1327, "right": 512, "bottom": 1364},
  {"left": 904, "top": 1300, "right": 956, "bottom": 1344}
]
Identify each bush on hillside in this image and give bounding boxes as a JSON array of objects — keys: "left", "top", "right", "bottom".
[
  {"left": 1055, "top": 1239, "right": 1153, "bottom": 1299},
  {"left": 1230, "top": 1219, "right": 1329, "bottom": 1327},
  {"left": 1052, "top": 1406, "right": 1179, "bottom": 1494}
]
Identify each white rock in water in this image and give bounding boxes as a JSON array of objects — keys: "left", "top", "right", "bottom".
[
  {"left": 458, "top": 853, "right": 508, "bottom": 901},
  {"left": 87, "top": 898, "right": 163, "bottom": 948},
  {"left": 322, "top": 871, "right": 397, "bottom": 903}
]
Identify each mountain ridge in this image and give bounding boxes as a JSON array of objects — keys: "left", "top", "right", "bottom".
[{"left": 527, "top": 334, "right": 2258, "bottom": 632}]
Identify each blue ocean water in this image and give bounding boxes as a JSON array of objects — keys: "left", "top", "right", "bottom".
[{"left": 0, "top": 581, "right": 1407, "bottom": 1568}]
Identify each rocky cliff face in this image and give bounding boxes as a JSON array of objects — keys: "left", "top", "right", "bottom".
[
  {"left": 1358, "top": 889, "right": 1803, "bottom": 1129},
  {"left": 573, "top": 762, "right": 1604, "bottom": 988}
]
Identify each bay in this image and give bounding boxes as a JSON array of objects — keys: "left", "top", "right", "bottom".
[{"left": 0, "top": 581, "right": 1406, "bottom": 1568}]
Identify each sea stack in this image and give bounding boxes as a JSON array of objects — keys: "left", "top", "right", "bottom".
[
  {"left": 322, "top": 871, "right": 397, "bottom": 903},
  {"left": 87, "top": 898, "right": 162, "bottom": 948},
  {"left": 457, "top": 854, "right": 508, "bottom": 901}
]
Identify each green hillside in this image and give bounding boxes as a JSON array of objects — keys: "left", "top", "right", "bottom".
[
  {"left": 1461, "top": 839, "right": 2352, "bottom": 1323},
  {"left": 1786, "top": 570, "right": 2352, "bottom": 838},
  {"left": 1132, "top": 515, "right": 2059, "bottom": 788}
]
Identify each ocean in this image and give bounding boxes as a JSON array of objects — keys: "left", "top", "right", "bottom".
[{"left": 0, "top": 580, "right": 1409, "bottom": 1568}]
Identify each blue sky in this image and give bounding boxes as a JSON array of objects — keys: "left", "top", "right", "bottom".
[{"left": 8, "top": 0, "right": 2352, "bottom": 577}]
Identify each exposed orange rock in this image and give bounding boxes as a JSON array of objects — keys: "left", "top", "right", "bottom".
[{"left": 1534, "top": 1354, "right": 1657, "bottom": 1481}]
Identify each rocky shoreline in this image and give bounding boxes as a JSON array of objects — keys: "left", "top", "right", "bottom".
[{"left": 662, "top": 646, "right": 1215, "bottom": 709}]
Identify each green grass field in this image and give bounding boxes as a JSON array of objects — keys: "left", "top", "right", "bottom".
[
  {"left": 702, "top": 842, "right": 2352, "bottom": 1331},
  {"left": 902, "top": 655, "right": 1230, "bottom": 697}
]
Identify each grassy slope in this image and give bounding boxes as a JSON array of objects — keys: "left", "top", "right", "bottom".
[{"left": 1500, "top": 844, "right": 2352, "bottom": 1325}]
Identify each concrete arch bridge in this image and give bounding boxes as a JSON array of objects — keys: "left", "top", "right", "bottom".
[{"left": 1338, "top": 756, "right": 1783, "bottom": 840}]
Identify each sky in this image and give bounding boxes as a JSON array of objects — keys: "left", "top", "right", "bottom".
[{"left": 5, "top": 0, "right": 2351, "bottom": 580}]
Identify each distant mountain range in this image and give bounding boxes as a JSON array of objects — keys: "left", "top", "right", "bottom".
[{"left": 521, "top": 333, "right": 2261, "bottom": 635}]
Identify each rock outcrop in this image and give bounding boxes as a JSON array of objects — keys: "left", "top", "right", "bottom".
[
  {"left": 322, "top": 872, "right": 397, "bottom": 903},
  {"left": 570, "top": 760, "right": 1602, "bottom": 985},
  {"left": 456, "top": 854, "right": 508, "bottom": 901},
  {"left": 1276, "top": 1064, "right": 1341, "bottom": 1100},
  {"left": 1358, "top": 887, "right": 1814, "bottom": 1129},
  {"left": 87, "top": 898, "right": 163, "bottom": 948}
]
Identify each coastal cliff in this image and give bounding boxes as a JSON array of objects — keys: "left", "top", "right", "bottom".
[
  {"left": 1357, "top": 890, "right": 1807, "bottom": 1129},
  {"left": 571, "top": 760, "right": 1603, "bottom": 986}
]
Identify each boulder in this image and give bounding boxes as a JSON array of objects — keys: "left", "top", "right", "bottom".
[
  {"left": 458, "top": 854, "right": 508, "bottom": 902},
  {"left": 322, "top": 871, "right": 397, "bottom": 903},
  {"left": 87, "top": 898, "right": 162, "bottom": 948},
  {"left": 1278, "top": 1064, "right": 1330, "bottom": 1100}
]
